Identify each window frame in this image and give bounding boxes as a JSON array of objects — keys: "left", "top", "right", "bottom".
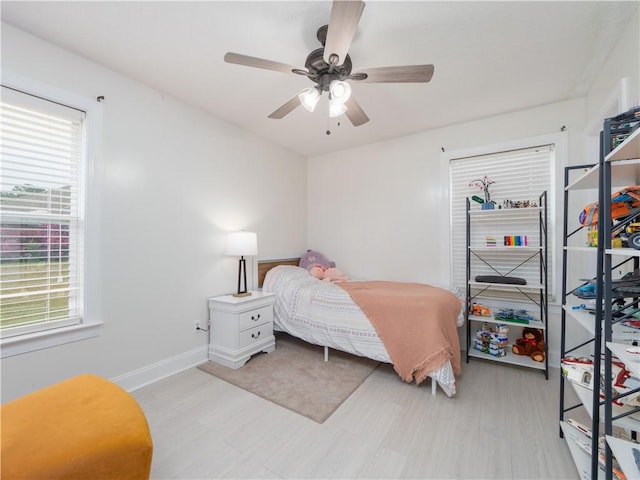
[{"left": 1, "top": 71, "right": 102, "bottom": 358}]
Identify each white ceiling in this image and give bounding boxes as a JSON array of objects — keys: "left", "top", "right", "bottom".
[{"left": 1, "top": 1, "right": 637, "bottom": 157}]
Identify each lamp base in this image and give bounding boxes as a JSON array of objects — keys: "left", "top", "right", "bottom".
[
  {"left": 233, "top": 256, "right": 252, "bottom": 298},
  {"left": 232, "top": 292, "right": 252, "bottom": 298}
]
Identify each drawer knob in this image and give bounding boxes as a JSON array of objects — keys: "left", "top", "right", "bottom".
[
  {"left": 251, "top": 331, "right": 261, "bottom": 339},
  {"left": 251, "top": 314, "right": 261, "bottom": 321}
]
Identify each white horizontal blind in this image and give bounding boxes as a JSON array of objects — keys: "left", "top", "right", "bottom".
[
  {"left": 0, "top": 86, "right": 85, "bottom": 337},
  {"left": 450, "top": 145, "right": 553, "bottom": 299}
]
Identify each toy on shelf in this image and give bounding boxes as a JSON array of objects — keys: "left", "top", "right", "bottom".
[
  {"left": 468, "top": 175, "right": 496, "bottom": 210},
  {"left": 587, "top": 227, "right": 598, "bottom": 247},
  {"left": 503, "top": 235, "right": 528, "bottom": 246},
  {"left": 512, "top": 327, "right": 545, "bottom": 362},
  {"left": 562, "top": 354, "right": 640, "bottom": 413},
  {"left": 623, "top": 222, "right": 640, "bottom": 250},
  {"left": 494, "top": 308, "right": 533, "bottom": 324},
  {"left": 609, "top": 106, "right": 639, "bottom": 149},
  {"left": 561, "top": 356, "right": 594, "bottom": 388},
  {"left": 500, "top": 199, "right": 538, "bottom": 209},
  {"left": 579, "top": 186, "right": 640, "bottom": 231},
  {"left": 474, "top": 323, "right": 508, "bottom": 357},
  {"left": 471, "top": 303, "right": 491, "bottom": 317},
  {"left": 485, "top": 237, "right": 497, "bottom": 247}
]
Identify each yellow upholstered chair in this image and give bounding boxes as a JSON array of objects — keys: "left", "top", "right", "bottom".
[{"left": 1, "top": 374, "right": 153, "bottom": 480}]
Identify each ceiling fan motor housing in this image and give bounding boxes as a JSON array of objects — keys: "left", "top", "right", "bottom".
[{"left": 305, "top": 47, "right": 352, "bottom": 91}]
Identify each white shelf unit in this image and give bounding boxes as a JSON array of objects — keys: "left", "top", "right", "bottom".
[
  {"left": 560, "top": 113, "right": 640, "bottom": 480},
  {"left": 465, "top": 195, "right": 548, "bottom": 377},
  {"left": 560, "top": 159, "right": 605, "bottom": 480},
  {"left": 601, "top": 118, "right": 640, "bottom": 480}
]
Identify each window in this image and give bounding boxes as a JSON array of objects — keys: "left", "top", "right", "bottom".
[
  {"left": 0, "top": 77, "right": 101, "bottom": 357},
  {"left": 449, "top": 144, "right": 556, "bottom": 298},
  {"left": 0, "top": 86, "right": 85, "bottom": 338}
]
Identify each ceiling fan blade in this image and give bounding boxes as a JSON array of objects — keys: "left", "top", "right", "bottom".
[
  {"left": 224, "top": 52, "right": 301, "bottom": 74},
  {"left": 345, "top": 96, "right": 369, "bottom": 126},
  {"left": 353, "top": 65, "right": 435, "bottom": 83},
  {"left": 268, "top": 95, "right": 301, "bottom": 119},
  {"left": 323, "top": 0, "right": 365, "bottom": 67}
]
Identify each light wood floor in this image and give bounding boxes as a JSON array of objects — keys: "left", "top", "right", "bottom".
[{"left": 132, "top": 357, "right": 579, "bottom": 479}]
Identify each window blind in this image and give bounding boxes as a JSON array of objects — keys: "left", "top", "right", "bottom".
[
  {"left": 449, "top": 145, "right": 554, "bottom": 298},
  {"left": 0, "top": 86, "right": 85, "bottom": 337}
]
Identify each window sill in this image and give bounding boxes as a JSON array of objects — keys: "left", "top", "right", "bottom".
[{"left": 1, "top": 322, "right": 103, "bottom": 358}]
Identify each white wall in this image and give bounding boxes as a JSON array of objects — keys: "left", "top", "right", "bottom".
[
  {"left": 1, "top": 24, "right": 307, "bottom": 402},
  {"left": 308, "top": 99, "right": 584, "bottom": 283}
]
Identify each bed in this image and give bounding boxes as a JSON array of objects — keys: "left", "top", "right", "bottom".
[{"left": 259, "top": 259, "right": 464, "bottom": 397}]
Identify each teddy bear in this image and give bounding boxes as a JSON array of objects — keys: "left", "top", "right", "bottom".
[
  {"left": 308, "top": 264, "right": 349, "bottom": 282},
  {"left": 308, "top": 264, "right": 325, "bottom": 279},
  {"left": 512, "top": 327, "right": 545, "bottom": 362}
]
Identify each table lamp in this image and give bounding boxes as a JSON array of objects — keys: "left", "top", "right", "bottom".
[{"left": 226, "top": 231, "right": 258, "bottom": 297}]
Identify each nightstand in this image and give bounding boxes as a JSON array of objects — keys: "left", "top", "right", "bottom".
[{"left": 207, "top": 291, "right": 275, "bottom": 368}]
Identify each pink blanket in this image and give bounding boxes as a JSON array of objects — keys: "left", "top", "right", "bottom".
[{"left": 337, "top": 281, "right": 461, "bottom": 385}]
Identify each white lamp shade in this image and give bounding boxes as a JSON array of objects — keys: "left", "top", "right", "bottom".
[
  {"left": 329, "top": 99, "right": 348, "bottom": 117},
  {"left": 298, "top": 87, "right": 321, "bottom": 112},
  {"left": 329, "top": 80, "right": 351, "bottom": 104},
  {"left": 226, "top": 231, "right": 258, "bottom": 256}
]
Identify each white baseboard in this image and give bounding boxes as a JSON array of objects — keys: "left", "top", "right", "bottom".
[{"left": 111, "top": 345, "right": 209, "bottom": 392}]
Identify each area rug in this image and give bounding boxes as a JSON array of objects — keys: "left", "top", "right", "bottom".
[{"left": 197, "top": 332, "right": 380, "bottom": 423}]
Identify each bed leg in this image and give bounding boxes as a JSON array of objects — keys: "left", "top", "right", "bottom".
[
  {"left": 324, "top": 346, "right": 329, "bottom": 362},
  {"left": 431, "top": 379, "right": 437, "bottom": 395}
]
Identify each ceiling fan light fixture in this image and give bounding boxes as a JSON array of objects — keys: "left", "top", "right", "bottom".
[
  {"left": 329, "top": 98, "right": 348, "bottom": 117},
  {"left": 329, "top": 80, "right": 351, "bottom": 104},
  {"left": 298, "top": 87, "right": 321, "bottom": 112}
]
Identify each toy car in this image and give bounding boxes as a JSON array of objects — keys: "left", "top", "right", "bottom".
[{"left": 579, "top": 186, "right": 640, "bottom": 226}]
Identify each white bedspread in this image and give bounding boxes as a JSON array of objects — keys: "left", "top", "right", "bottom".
[{"left": 262, "top": 265, "right": 463, "bottom": 396}]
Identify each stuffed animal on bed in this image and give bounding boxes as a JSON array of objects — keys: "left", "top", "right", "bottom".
[
  {"left": 309, "top": 264, "right": 325, "bottom": 279},
  {"left": 322, "top": 267, "right": 349, "bottom": 282},
  {"left": 299, "top": 250, "right": 335, "bottom": 270},
  {"left": 308, "top": 264, "right": 350, "bottom": 282},
  {"left": 512, "top": 327, "right": 545, "bottom": 362}
]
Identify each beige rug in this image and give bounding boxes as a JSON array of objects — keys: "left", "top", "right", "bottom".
[{"left": 198, "top": 332, "right": 380, "bottom": 423}]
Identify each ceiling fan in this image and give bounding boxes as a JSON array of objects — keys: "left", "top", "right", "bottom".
[{"left": 224, "top": 0, "right": 434, "bottom": 127}]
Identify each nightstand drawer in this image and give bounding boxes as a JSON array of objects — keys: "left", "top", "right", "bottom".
[
  {"left": 238, "top": 306, "right": 272, "bottom": 331},
  {"left": 239, "top": 322, "right": 272, "bottom": 348}
]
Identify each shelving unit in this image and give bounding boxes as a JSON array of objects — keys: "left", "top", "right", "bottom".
[
  {"left": 465, "top": 193, "right": 548, "bottom": 378},
  {"left": 559, "top": 161, "right": 603, "bottom": 480},
  {"left": 559, "top": 109, "right": 640, "bottom": 480},
  {"left": 602, "top": 116, "right": 640, "bottom": 480}
]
